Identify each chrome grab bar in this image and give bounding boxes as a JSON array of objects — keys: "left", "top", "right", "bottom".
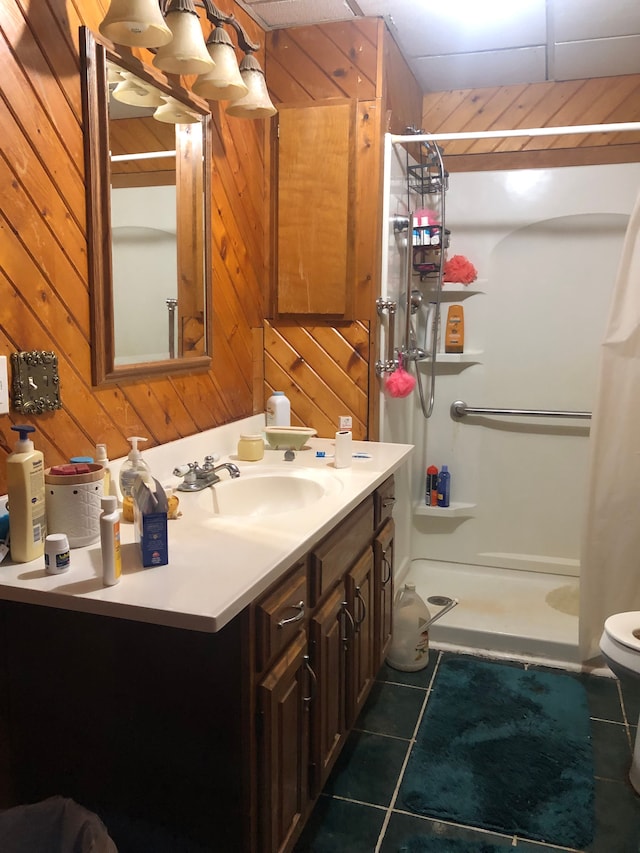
[{"left": 451, "top": 400, "right": 591, "bottom": 420}]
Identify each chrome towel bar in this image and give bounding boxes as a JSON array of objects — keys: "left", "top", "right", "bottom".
[{"left": 450, "top": 400, "right": 591, "bottom": 420}]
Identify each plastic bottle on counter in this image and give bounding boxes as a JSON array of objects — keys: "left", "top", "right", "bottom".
[
  {"left": 7, "top": 424, "right": 46, "bottom": 563},
  {"left": 95, "top": 443, "right": 113, "bottom": 497},
  {"left": 100, "top": 495, "right": 122, "bottom": 586},
  {"left": 119, "top": 436, "right": 151, "bottom": 500},
  {"left": 437, "top": 465, "right": 451, "bottom": 508},
  {"left": 266, "top": 391, "right": 291, "bottom": 427}
]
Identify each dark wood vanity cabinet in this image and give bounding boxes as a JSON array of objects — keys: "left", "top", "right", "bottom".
[
  {"left": 0, "top": 479, "right": 396, "bottom": 853},
  {"left": 256, "top": 480, "right": 395, "bottom": 853}
]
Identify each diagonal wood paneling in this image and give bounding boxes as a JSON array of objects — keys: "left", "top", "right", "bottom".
[
  {"left": 423, "top": 75, "right": 640, "bottom": 169},
  {"left": 0, "top": 0, "right": 268, "bottom": 494}
]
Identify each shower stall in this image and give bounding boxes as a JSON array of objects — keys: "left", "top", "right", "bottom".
[{"left": 379, "top": 127, "right": 640, "bottom": 665}]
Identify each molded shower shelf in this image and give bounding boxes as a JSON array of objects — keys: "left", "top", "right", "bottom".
[
  {"left": 439, "top": 283, "right": 486, "bottom": 298},
  {"left": 414, "top": 501, "right": 476, "bottom": 518},
  {"left": 418, "top": 351, "right": 483, "bottom": 365}
]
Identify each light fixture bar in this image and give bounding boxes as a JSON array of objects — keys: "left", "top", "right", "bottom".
[
  {"left": 111, "top": 150, "right": 177, "bottom": 161},
  {"left": 159, "top": 0, "right": 259, "bottom": 52},
  {"left": 390, "top": 122, "right": 640, "bottom": 144}
]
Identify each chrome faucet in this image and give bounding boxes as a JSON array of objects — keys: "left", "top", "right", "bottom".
[{"left": 173, "top": 457, "right": 241, "bottom": 492}]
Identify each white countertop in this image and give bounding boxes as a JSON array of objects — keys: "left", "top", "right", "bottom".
[{"left": 0, "top": 426, "right": 412, "bottom": 633}]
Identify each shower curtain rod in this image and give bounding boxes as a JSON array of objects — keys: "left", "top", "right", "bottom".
[{"left": 389, "top": 121, "right": 640, "bottom": 144}]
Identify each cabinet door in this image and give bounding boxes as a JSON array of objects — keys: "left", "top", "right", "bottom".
[
  {"left": 345, "top": 547, "right": 376, "bottom": 727},
  {"left": 276, "top": 100, "right": 356, "bottom": 317},
  {"left": 257, "top": 630, "right": 311, "bottom": 853},
  {"left": 374, "top": 518, "right": 395, "bottom": 668},
  {"left": 308, "top": 583, "right": 347, "bottom": 796}
]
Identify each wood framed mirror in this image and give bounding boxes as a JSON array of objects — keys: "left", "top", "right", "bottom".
[{"left": 80, "top": 27, "right": 213, "bottom": 385}]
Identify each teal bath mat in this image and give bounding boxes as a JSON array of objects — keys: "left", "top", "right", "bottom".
[{"left": 398, "top": 657, "right": 595, "bottom": 848}]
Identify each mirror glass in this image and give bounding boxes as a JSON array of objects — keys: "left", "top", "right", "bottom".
[{"left": 80, "top": 28, "right": 213, "bottom": 385}]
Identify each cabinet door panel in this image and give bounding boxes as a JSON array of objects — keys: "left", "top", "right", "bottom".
[
  {"left": 276, "top": 101, "right": 355, "bottom": 316},
  {"left": 346, "top": 547, "right": 376, "bottom": 727},
  {"left": 374, "top": 518, "right": 395, "bottom": 668},
  {"left": 258, "top": 631, "right": 310, "bottom": 853},
  {"left": 308, "top": 584, "right": 346, "bottom": 796}
]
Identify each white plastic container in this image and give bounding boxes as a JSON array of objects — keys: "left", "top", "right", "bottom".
[
  {"left": 385, "top": 583, "right": 432, "bottom": 671},
  {"left": 237, "top": 434, "right": 264, "bottom": 461},
  {"left": 100, "top": 495, "right": 122, "bottom": 586},
  {"left": 95, "top": 442, "right": 113, "bottom": 497},
  {"left": 44, "top": 533, "right": 70, "bottom": 575},
  {"left": 7, "top": 424, "right": 46, "bottom": 563},
  {"left": 266, "top": 391, "right": 291, "bottom": 427}
]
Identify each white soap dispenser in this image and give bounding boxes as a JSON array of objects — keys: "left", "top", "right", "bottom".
[
  {"left": 7, "top": 424, "right": 46, "bottom": 563},
  {"left": 118, "top": 436, "right": 151, "bottom": 500}
]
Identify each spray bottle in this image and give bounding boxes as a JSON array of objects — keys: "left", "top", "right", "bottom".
[{"left": 7, "top": 425, "right": 46, "bottom": 562}]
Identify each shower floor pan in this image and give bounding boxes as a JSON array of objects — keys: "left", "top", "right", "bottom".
[{"left": 406, "top": 559, "right": 580, "bottom": 666}]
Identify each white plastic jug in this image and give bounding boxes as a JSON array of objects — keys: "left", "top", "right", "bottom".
[{"left": 385, "top": 584, "right": 458, "bottom": 671}]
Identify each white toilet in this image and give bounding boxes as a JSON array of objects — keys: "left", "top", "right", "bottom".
[{"left": 599, "top": 611, "right": 640, "bottom": 793}]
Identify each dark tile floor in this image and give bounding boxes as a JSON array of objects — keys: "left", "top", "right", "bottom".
[{"left": 295, "top": 649, "right": 640, "bottom": 853}]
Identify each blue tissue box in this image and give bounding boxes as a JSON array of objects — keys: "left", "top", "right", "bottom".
[{"left": 132, "top": 477, "right": 168, "bottom": 568}]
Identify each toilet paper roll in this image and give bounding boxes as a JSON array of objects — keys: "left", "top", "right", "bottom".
[{"left": 334, "top": 430, "right": 352, "bottom": 469}]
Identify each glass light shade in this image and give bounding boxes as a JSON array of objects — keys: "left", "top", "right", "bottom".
[
  {"left": 112, "top": 73, "right": 165, "bottom": 107},
  {"left": 191, "top": 28, "right": 248, "bottom": 102},
  {"left": 152, "top": 5, "right": 215, "bottom": 76},
  {"left": 225, "top": 54, "right": 277, "bottom": 119},
  {"left": 154, "top": 96, "right": 201, "bottom": 124},
  {"left": 99, "top": 0, "right": 173, "bottom": 47}
]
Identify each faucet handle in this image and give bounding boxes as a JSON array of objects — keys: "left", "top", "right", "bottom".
[
  {"left": 173, "top": 462, "right": 197, "bottom": 484},
  {"left": 202, "top": 455, "right": 219, "bottom": 470}
]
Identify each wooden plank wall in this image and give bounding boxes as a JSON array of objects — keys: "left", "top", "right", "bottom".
[
  {"left": 0, "top": 0, "right": 268, "bottom": 495},
  {"left": 265, "top": 20, "right": 424, "bottom": 441},
  {"left": 422, "top": 75, "right": 640, "bottom": 170}
]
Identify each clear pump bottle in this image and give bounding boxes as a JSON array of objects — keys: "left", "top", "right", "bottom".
[{"left": 118, "top": 436, "right": 151, "bottom": 500}]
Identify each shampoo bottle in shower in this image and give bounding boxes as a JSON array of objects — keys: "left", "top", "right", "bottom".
[
  {"left": 437, "top": 465, "right": 451, "bottom": 508},
  {"left": 445, "top": 305, "right": 464, "bottom": 353},
  {"left": 426, "top": 465, "right": 438, "bottom": 506}
]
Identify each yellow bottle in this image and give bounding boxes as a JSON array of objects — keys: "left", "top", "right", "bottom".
[
  {"left": 445, "top": 305, "right": 464, "bottom": 354},
  {"left": 7, "top": 424, "right": 46, "bottom": 563}
]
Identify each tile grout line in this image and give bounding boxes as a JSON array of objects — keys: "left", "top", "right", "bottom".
[{"left": 374, "top": 650, "right": 443, "bottom": 853}]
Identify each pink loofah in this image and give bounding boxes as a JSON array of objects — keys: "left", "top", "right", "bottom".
[
  {"left": 385, "top": 354, "right": 416, "bottom": 398},
  {"left": 444, "top": 254, "right": 478, "bottom": 285}
]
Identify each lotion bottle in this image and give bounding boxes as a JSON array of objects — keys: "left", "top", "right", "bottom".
[
  {"left": 100, "top": 495, "right": 122, "bottom": 586},
  {"left": 7, "top": 424, "right": 46, "bottom": 563}
]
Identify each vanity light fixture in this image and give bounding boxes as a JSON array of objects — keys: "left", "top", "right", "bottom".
[
  {"left": 153, "top": 95, "right": 202, "bottom": 123},
  {"left": 111, "top": 71, "right": 165, "bottom": 107},
  {"left": 99, "top": 0, "right": 277, "bottom": 118}
]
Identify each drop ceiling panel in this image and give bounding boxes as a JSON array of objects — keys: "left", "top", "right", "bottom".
[
  {"left": 553, "top": 0, "right": 640, "bottom": 42},
  {"left": 413, "top": 47, "right": 547, "bottom": 94},
  {"left": 358, "top": 0, "right": 546, "bottom": 56},
  {"left": 241, "top": 0, "right": 355, "bottom": 28},
  {"left": 554, "top": 35, "right": 640, "bottom": 80}
]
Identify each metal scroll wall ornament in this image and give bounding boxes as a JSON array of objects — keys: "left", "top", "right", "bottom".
[{"left": 10, "top": 351, "right": 62, "bottom": 414}]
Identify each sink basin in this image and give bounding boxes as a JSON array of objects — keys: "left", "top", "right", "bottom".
[{"left": 197, "top": 468, "right": 343, "bottom": 517}]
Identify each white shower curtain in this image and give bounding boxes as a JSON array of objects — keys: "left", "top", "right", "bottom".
[{"left": 580, "top": 187, "right": 640, "bottom": 662}]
